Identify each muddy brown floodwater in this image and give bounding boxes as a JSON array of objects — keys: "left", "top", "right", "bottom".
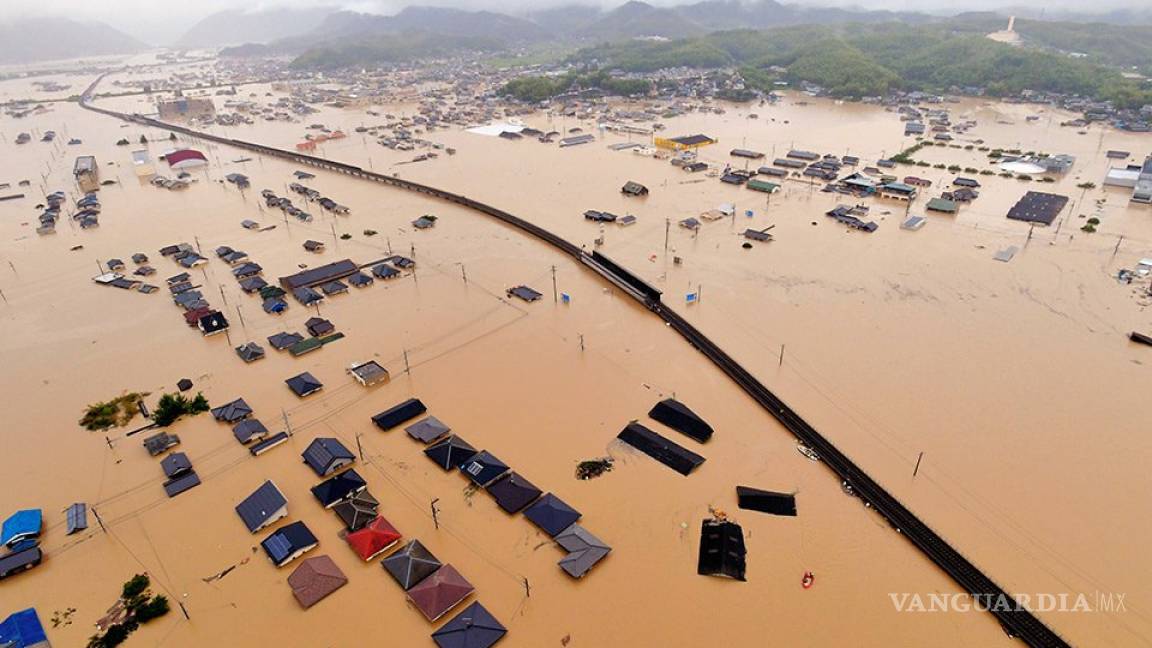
[{"left": 0, "top": 70, "right": 1149, "bottom": 647}]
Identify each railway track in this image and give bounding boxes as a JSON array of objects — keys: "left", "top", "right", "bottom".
[{"left": 78, "top": 81, "right": 1070, "bottom": 647}]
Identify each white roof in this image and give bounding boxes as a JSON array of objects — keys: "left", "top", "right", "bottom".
[{"left": 466, "top": 122, "right": 524, "bottom": 137}]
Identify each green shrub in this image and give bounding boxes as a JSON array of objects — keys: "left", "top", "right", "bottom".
[
  {"left": 135, "top": 596, "right": 170, "bottom": 622},
  {"left": 154, "top": 393, "right": 209, "bottom": 427},
  {"left": 80, "top": 393, "right": 147, "bottom": 430}
]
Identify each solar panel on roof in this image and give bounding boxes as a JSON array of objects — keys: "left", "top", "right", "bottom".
[{"left": 265, "top": 535, "right": 292, "bottom": 562}]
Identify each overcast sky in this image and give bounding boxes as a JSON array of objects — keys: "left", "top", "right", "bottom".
[{"left": 5, "top": 0, "right": 1148, "bottom": 43}]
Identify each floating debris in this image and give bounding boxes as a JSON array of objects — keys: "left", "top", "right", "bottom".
[{"left": 576, "top": 457, "right": 614, "bottom": 480}]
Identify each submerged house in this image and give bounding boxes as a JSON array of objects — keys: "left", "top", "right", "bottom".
[
  {"left": 460, "top": 451, "right": 510, "bottom": 487},
  {"left": 348, "top": 272, "right": 374, "bottom": 288},
  {"left": 371, "top": 263, "right": 400, "bottom": 280},
  {"left": 262, "top": 521, "right": 319, "bottom": 567},
  {"left": 372, "top": 398, "right": 427, "bottom": 431},
  {"left": 143, "top": 431, "right": 180, "bottom": 456},
  {"left": 279, "top": 259, "right": 359, "bottom": 292},
  {"left": 926, "top": 197, "right": 959, "bottom": 214},
  {"left": 293, "top": 287, "right": 324, "bottom": 306},
  {"left": 344, "top": 516, "right": 401, "bottom": 561},
  {"left": 1, "top": 510, "right": 42, "bottom": 549},
  {"left": 431, "top": 602, "right": 506, "bottom": 648},
  {"left": 697, "top": 518, "right": 746, "bottom": 581},
  {"left": 383, "top": 539, "right": 442, "bottom": 590},
  {"left": 523, "top": 493, "right": 581, "bottom": 537},
  {"left": 232, "top": 418, "right": 270, "bottom": 444},
  {"left": 407, "top": 564, "right": 475, "bottom": 622},
  {"left": 288, "top": 555, "right": 347, "bottom": 609},
  {"left": 730, "top": 148, "right": 764, "bottom": 160},
  {"left": 0, "top": 607, "right": 50, "bottom": 645},
  {"left": 1006, "top": 191, "right": 1069, "bottom": 226},
  {"left": 0, "top": 548, "right": 42, "bottom": 581},
  {"left": 302, "top": 437, "right": 355, "bottom": 477},
  {"left": 621, "top": 181, "right": 648, "bottom": 197},
  {"left": 507, "top": 285, "right": 542, "bottom": 302},
  {"left": 235, "top": 480, "right": 288, "bottom": 533},
  {"left": 746, "top": 179, "right": 779, "bottom": 194},
  {"left": 211, "top": 398, "right": 252, "bottom": 423},
  {"left": 405, "top": 416, "right": 451, "bottom": 444},
  {"left": 556, "top": 524, "right": 611, "bottom": 579},
  {"left": 617, "top": 422, "right": 706, "bottom": 476},
  {"left": 486, "top": 472, "right": 542, "bottom": 514},
  {"left": 333, "top": 491, "right": 379, "bottom": 532},
  {"left": 737, "top": 485, "right": 797, "bottom": 517},
  {"left": 424, "top": 435, "right": 479, "bottom": 471},
  {"left": 198, "top": 311, "right": 230, "bottom": 336},
  {"left": 160, "top": 452, "right": 201, "bottom": 497},
  {"left": 235, "top": 342, "right": 265, "bottom": 363},
  {"left": 349, "top": 360, "right": 389, "bottom": 387},
  {"left": 305, "top": 317, "right": 334, "bottom": 337},
  {"left": 649, "top": 398, "right": 713, "bottom": 443},
  {"left": 286, "top": 372, "right": 324, "bottom": 398},
  {"left": 878, "top": 182, "right": 917, "bottom": 201},
  {"left": 267, "top": 332, "right": 304, "bottom": 350},
  {"left": 310, "top": 469, "right": 367, "bottom": 508},
  {"left": 655, "top": 134, "right": 716, "bottom": 151}
]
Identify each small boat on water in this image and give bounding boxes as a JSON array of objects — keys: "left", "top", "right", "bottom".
[
  {"left": 797, "top": 445, "right": 820, "bottom": 462},
  {"left": 802, "top": 571, "right": 815, "bottom": 589}
]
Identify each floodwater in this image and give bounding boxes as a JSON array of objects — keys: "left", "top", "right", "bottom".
[{"left": 0, "top": 69, "right": 1150, "bottom": 648}]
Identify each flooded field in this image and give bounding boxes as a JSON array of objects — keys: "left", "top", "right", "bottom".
[{"left": 1, "top": 68, "right": 1150, "bottom": 647}]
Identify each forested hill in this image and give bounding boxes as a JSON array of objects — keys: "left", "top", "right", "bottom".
[{"left": 563, "top": 22, "right": 1152, "bottom": 107}]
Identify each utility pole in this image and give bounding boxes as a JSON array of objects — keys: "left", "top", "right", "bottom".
[
  {"left": 579, "top": 334, "right": 584, "bottom": 352},
  {"left": 913, "top": 452, "right": 924, "bottom": 478},
  {"left": 403, "top": 349, "right": 410, "bottom": 374},
  {"left": 92, "top": 507, "right": 107, "bottom": 533},
  {"left": 523, "top": 577, "right": 531, "bottom": 598},
  {"left": 430, "top": 498, "right": 440, "bottom": 529},
  {"left": 355, "top": 434, "right": 364, "bottom": 461},
  {"left": 664, "top": 218, "right": 670, "bottom": 252},
  {"left": 1113, "top": 235, "right": 1124, "bottom": 259},
  {"left": 282, "top": 408, "right": 292, "bottom": 436},
  {"left": 551, "top": 265, "right": 558, "bottom": 303},
  {"left": 778, "top": 344, "right": 785, "bottom": 367},
  {"left": 461, "top": 265, "right": 467, "bottom": 284}
]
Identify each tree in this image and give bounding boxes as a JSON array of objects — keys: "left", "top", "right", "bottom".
[{"left": 152, "top": 392, "right": 208, "bottom": 427}]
